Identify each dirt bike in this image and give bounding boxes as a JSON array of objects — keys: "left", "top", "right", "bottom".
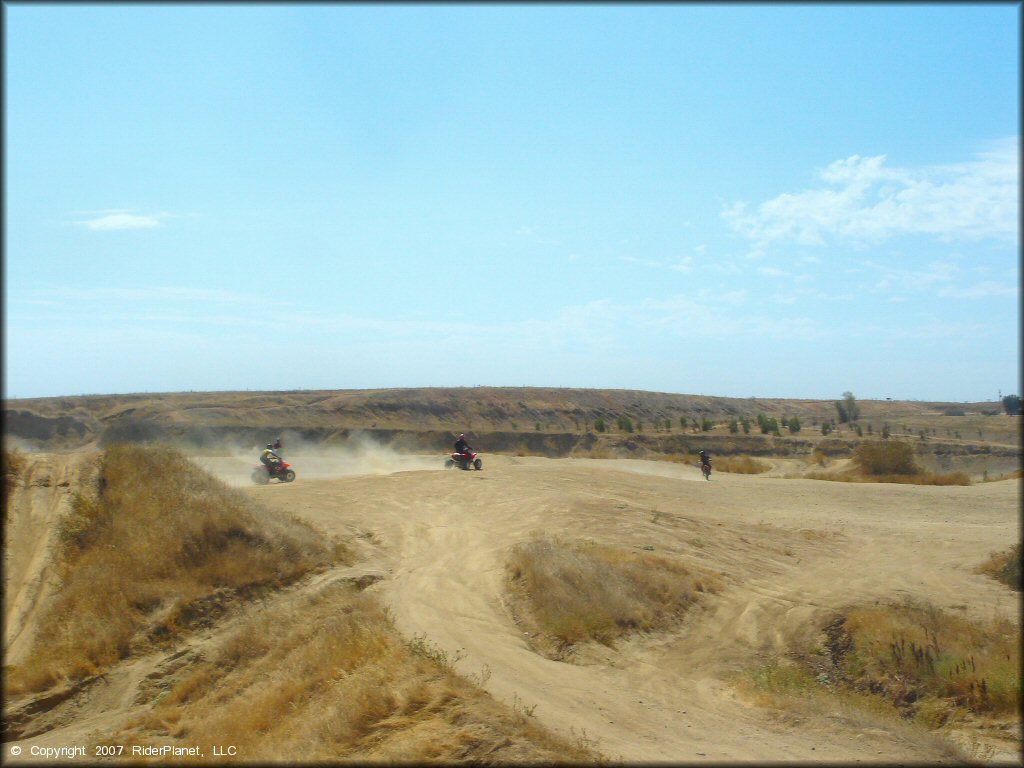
[
  {"left": 701, "top": 461, "right": 712, "bottom": 481},
  {"left": 445, "top": 450, "right": 482, "bottom": 471},
  {"left": 252, "top": 459, "right": 296, "bottom": 484}
]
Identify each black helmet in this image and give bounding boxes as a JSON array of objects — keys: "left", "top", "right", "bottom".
[{"left": 266, "top": 444, "right": 273, "bottom": 449}]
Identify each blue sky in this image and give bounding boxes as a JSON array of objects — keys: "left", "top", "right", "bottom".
[{"left": 4, "top": 3, "right": 1019, "bottom": 401}]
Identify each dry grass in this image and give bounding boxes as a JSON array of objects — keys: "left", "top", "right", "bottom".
[
  {"left": 804, "top": 470, "right": 973, "bottom": 486},
  {"left": 976, "top": 545, "right": 1022, "bottom": 592},
  {"left": 736, "top": 597, "right": 1019, "bottom": 756},
  {"left": 733, "top": 659, "right": 967, "bottom": 761},
  {"left": 506, "top": 534, "right": 719, "bottom": 657},
  {"left": 4, "top": 443, "right": 344, "bottom": 695},
  {"left": 837, "top": 601, "right": 1021, "bottom": 719},
  {"left": 805, "top": 445, "right": 971, "bottom": 485},
  {"left": 125, "top": 580, "right": 599, "bottom": 763},
  {"left": 710, "top": 454, "right": 771, "bottom": 474}
]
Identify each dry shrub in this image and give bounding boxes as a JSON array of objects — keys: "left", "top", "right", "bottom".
[
  {"left": 976, "top": 545, "right": 1022, "bottom": 591},
  {"left": 129, "top": 582, "right": 597, "bottom": 763},
  {"left": 853, "top": 440, "right": 919, "bottom": 476},
  {"left": 5, "top": 443, "right": 343, "bottom": 695},
  {"left": 506, "top": 535, "right": 719, "bottom": 653}
]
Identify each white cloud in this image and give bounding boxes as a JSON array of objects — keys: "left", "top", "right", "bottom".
[
  {"left": 723, "top": 137, "right": 1019, "bottom": 246},
  {"left": 866, "top": 259, "right": 959, "bottom": 294},
  {"left": 74, "top": 210, "right": 174, "bottom": 231},
  {"left": 938, "top": 281, "right": 1019, "bottom": 299},
  {"left": 620, "top": 255, "right": 694, "bottom": 272},
  {"left": 36, "top": 286, "right": 254, "bottom": 303}
]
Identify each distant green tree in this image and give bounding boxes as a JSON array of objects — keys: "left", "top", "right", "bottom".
[
  {"left": 756, "top": 413, "right": 770, "bottom": 433},
  {"left": 843, "top": 391, "right": 861, "bottom": 422},
  {"left": 618, "top": 415, "right": 634, "bottom": 433},
  {"left": 1003, "top": 394, "right": 1021, "bottom": 415},
  {"left": 834, "top": 401, "right": 848, "bottom": 424},
  {"left": 741, "top": 416, "right": 751, "bottom": 434},
  {"left": 595, "top": 417, "right": 606, "bottom": 433},
  {"left": 787, "top": 416, "right": 801, "bottom": 434},
  {"left": 728, "top": 417, "right": 739, "bottom": 434},
  {"left": 821, "top": 422, "right": 833, "bottom": 436},
  {"left": 882, "top": 423, "right": 891, "bottom": 439}
]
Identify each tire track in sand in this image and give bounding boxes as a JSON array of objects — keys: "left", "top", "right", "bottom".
[{"left": 258, "top": 454, "right": 1017, "bottom": 762}]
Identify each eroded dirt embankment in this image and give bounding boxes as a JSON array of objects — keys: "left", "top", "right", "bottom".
[{"left": 4, "top": 453, "right": 96, "bottom": 667}]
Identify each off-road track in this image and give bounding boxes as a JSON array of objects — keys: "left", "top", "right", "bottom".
[{"left": 4, "top": 452, "right": 1020, "bottom": 763}]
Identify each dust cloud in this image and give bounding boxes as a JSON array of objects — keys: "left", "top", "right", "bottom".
[{"left": 188, "top": 435, "right": 444, "bottom": 487}]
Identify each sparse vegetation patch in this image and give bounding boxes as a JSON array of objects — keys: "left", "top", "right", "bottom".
[
  {"left": 126, "top": 581, "right": 598, "bottom": 763},
  {"left": 976, "top": 545, "right": 1022, "bottom": 592},
  {"left": 736, "top": 598, "right": 1019, "bottom": 754},
  {"left": 5, "top": 443, "right": 343, "bottom": 694},
  {"left": 505, "top": 534, "right": 719, "bottom": 659},
  {"left": 800, "top": 440, "right": 974, "bottom": 485}
]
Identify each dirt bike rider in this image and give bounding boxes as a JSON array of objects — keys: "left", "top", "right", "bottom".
[
  {"left": 698, "top": 449, "right": 711, "bottom": 471},
  {"left": 454, "top": 433, "right": 472, "bottom": 460},
  {"left": 260, "top": 444, "right": 282, "bottom": 471}
]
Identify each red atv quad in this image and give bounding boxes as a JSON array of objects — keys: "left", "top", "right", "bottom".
[
  {"left": 252, "top": 460, "right": 296, "bottom": 484},
  {"left": 445, "top": 450, "right": 482, "bottom": 471}
]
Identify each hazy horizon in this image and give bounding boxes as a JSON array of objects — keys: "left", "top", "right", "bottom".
[{"left": 1, "top": 383, "right": 1011, "bottom": 407}]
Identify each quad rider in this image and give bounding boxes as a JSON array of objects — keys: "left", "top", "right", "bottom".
[
  {"left": 454, "top": 433, "right": 472, "bottom": 460},
  {"left": 260, "top": 444, "right": 282, "bottom": 472}
]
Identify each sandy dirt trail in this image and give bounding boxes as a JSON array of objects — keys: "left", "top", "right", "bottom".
[
  {"left": 253, "top": 454, "right": 1020, "bottom": 763},
  {"left": 4, "top": 452, "right": 1018, "bottom": 763}
]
